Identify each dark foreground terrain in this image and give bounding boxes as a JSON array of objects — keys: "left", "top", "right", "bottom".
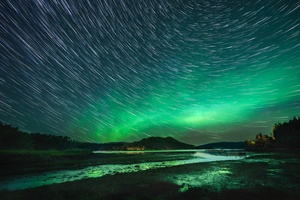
[{"left": 1, "top": 151, "right": 300, "bottom": 200}]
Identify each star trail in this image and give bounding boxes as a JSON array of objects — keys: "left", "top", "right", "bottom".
[{"left": 1, "top": 0, "right": 300, "bottom": 145}]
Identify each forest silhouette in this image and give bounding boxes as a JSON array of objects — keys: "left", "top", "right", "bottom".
[
  {"left": 0, "top": 123, "right": 77, "bottom": 150},
  {"left": 246, "top": 117, "right": 300, "bottom": 149},
  {"left": 1, "top": 117, "right": 300, "bottom": 150}
]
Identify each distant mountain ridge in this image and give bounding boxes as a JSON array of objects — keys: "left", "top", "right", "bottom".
[
  {"left": 108, "top": 136, "right": 195, "bottom": 150},
  {"left": 197, "top": 142, "right": 246, "bottom": 149}
]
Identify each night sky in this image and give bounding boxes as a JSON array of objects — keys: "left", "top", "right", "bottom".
[{"left": 1, "top": 0, "right": 300, "bottom": 145}]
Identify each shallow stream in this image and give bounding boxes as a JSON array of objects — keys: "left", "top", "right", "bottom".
[{"left": 0, "top": 150, "right": 244, "bottom": 191}]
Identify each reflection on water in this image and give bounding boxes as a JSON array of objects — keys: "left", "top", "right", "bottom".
[
  {"left": 0, "top": 150, "right": 244, "bottom": 191},
  {"left": 167, "top": 165, "right": 234, "bottom": 193}
]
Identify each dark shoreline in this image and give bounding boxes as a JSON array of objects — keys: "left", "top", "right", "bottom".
[
  {"left": 1, "top": 148, "right": 300, "bottom": 177},
  {"left": 0, "top": 149, "right": 104, "bottom": 177},
  {"left": 245, "top": 148, "right": 300, "bottom": 153},
  {"left": 1, "top": 151, "right": 300, "bottom": 199}
]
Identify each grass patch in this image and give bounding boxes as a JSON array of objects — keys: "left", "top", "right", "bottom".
[
  {"left": 0, "top": 149, "right": 91, "bottom": 157},
  {"left": 0, "top": 149, "right": 93, "bottom": 177},
  {"left": 0, "top": 149, "right": 92, "bottom": 165}
]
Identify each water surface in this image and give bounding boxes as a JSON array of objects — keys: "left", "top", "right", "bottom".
[{"left": 0, "top": 150, "right": 244, "bottom": 191}]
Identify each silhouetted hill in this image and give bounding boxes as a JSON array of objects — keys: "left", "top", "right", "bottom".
[
  {"left": 197, "top": 142, "right": 246, "bottom": 149},
  {"left": 110, "top": 137, "right": 195, "bottom": 150}
]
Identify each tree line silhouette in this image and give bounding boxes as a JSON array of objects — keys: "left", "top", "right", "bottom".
[
  {"left": 1, "top": 117, "right": 299, "bottom": 150},
  {"left": 0, "top": 122, "right": 77, "bottom": 150},
  {"left": 246, "top": 117, "right": 300, "bottom": 149}
]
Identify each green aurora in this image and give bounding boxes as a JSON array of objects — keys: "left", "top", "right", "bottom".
[
  {"left": 71, "top": 59, "right": 300, "bottom": 144},
  {"left": 1, "top": 0, "right": 299, "bottom": 145}
]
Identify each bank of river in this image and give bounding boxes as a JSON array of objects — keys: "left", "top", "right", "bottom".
[
  {"left": 1, "top": 151, "right": 300, "bottom": 200},
  {"left": 0, "top": 150, "right": 244, "bottom": 191}
]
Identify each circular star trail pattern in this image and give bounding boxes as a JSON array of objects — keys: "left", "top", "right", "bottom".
[{"left": 1, "top": 0, "right": 300, "bottom": 144}]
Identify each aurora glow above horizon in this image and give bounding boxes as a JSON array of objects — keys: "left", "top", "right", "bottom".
[{"left": 1, "top": 0, "right": 300, "bottom": 145}]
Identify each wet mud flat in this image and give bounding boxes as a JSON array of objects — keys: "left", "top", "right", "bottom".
[
  {"left": 1, "top": 152, "right": 300, "bottom": 200},
  {"left": 0, "top": 150, "right": 243, "bottom": 190}
]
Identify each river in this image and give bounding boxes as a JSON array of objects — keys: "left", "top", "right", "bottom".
[{"left": 0, "top": 150, "right": 245, "bottom": 191}]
